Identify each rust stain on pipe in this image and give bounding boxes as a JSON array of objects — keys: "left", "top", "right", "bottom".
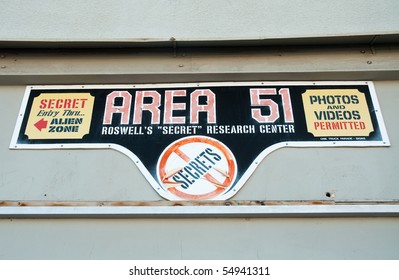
[{"left": 1, "top": 200, "right": 397, "bottom": 208}]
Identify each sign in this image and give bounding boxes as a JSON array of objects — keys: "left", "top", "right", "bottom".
[
  {"left": 10, "top": 82, "right": 390, "bottom": 200},
  {"left": 302, "top": 89, "right": 374, "bottom": 137},
  {"left": 25, "top": 93, "right": 95, "bottom": 139},
  {"left": 157, "top": 136, "right": 237, "bottom": 200}
]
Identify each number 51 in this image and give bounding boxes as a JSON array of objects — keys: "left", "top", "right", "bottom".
[{"left": 250, "top": 88, "right": 294, "bottom": 123}]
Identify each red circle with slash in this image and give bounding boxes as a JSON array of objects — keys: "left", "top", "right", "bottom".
[{"left": 157, "top": 136, "right": 237, "bottom": 200}]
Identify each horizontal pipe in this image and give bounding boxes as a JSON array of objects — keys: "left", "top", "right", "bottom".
[
  {"left": 1, "top": 204, "right": 399, "bottom": 218},
  {"left": 1, "top": 45, "right": 398, "bottom": 84}
]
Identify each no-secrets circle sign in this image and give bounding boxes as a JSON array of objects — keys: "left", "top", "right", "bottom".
[{"left": 157, "top": 136, "right": 237, "bottom": 200}]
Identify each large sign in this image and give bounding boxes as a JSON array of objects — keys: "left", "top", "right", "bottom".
[{"left": 10, "top": 82, "right": 390, "bottom": 200}]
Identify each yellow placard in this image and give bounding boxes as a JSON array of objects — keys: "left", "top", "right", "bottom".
[
  {"left": 302, "top": 89, "right": 373, "bottom": 137},
  {"left": 25, "top": 93, "right": 95, "bottom": 139}
]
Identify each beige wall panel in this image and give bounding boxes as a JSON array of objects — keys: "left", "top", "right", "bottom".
[
  {"left": 0, "top": 217, "right": 398, "bottom": 259},
  {"left": 0, "top": 0, "right": 398, "bottom": 44}
]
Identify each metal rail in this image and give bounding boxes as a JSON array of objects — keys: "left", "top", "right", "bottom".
[{"left": 1, "top": 201, "right": 399, "bottom": 218}]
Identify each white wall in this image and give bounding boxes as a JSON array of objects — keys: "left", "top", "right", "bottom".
[
  {"left": 1, "top": 217, "right": 398, "bottom": 259},
  {"left": 0, "top": 0, "right": 398, "bottom": 44},
  {"left": 0, "top": 0, "right": 398, "bottom": 260}
]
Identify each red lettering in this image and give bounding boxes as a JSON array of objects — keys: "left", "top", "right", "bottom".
[
  {"left": 80, "top": 98, "right": 87, "bottom": 108},
  {"left": 190, "top": 89, "right": 216, "bottom": 124},
  {"left": 279, "top": 88, "right": 294, "bottom": 122},
  {"left": 103, "top": 89, "right": 219, "bottom": 125},
  {"left": 40, "top": 98, "right": 88, "bottom": 109},
  {"left": 72, "top": 99, "right": 79, "bottom": 108},
  {"left": 39, "top": 99, "right": 47, "bottom": 109},
  {"left": 48, "top": 99, "right": 55, "bottom": 109},
  {"left": 103, "top": 91, "right": 132, "bottom": 125},
  {"left": 164, "top": 90, "right": 186, "bottom": 124},
  {"left": 133, "top": 91, "right": 161, "bottom": 124},
  {"left": 64, "top": 99, "right": 71, "bottom": 108},
  {"left": 55, "top": 99, "right": 63, "bottom": 108},
  {"left": 250, "top": 88, "right": 279, "bottom": 123}
]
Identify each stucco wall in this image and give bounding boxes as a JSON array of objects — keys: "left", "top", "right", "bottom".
[
  {"left": 1, "top": 217, "right": 398, "bottom": 259},
  {"left": 1, "top": 0, "right": 398, "bottom": 44},
  {"left": 0, "top": 80, "right": 398, "bottom": 259},
  {"left": 0, "top": 0, "right": 398, "bottom": 260}
]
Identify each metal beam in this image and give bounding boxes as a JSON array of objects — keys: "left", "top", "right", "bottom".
[
  {"left": 1, "top": 45, "right": 399, "bottom": 85},
  {"left": 1, "top": 204, "right": 399, "bottom": 218}
]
